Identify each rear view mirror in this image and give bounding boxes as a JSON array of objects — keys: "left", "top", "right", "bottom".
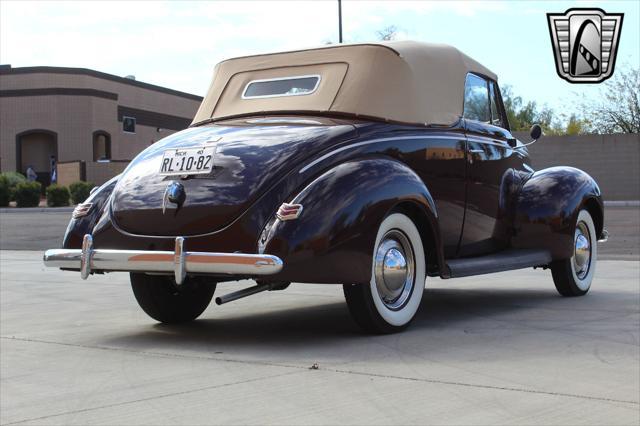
[
  {"left": 530, "top": 124, "right": 542, "bottom": 141},
  {"left": 515, "top": 124, "right": 543, "bottom": 150}
]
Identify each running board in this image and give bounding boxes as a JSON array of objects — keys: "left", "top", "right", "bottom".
[{"left": 446, "top": 249, "right": 552, "bottom": 278}]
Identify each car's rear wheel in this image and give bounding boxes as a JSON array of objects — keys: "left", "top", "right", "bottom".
[
  {"left": 343, "top": 213, "right": 426, "bottom": 333},
  {"left": 130, "top": 273, "right": 216, "bottom": 323},
  {"left": 551, "top": 209, "right": 597, "bottom": 297}
]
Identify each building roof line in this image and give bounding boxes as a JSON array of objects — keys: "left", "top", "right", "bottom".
[
  {"left": 0, "top": 87, "right": 119, "bottom": 100},
  {"left": 0, "top": 66, "right": 203, "bottom": 102}
]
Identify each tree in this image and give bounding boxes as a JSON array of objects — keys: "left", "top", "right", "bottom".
[
  {"left": 376, "top": 25, "right": 398, "bottom": 41},
  {"left": 501, "top": 85, "right": 563, "bottom": 133},
  {"left": 565, "top": 114, "right": 588, "bottom": 135},
  {"left": 577, "top": 65, "right": 640, "bottom": 134},
  {"left": 501, "top": 85, "right": 586, "bottom": 135}
]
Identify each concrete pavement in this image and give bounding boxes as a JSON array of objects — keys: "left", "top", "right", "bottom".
[{"left": 1, "top": 250, "right": 638, "bottom": 425}]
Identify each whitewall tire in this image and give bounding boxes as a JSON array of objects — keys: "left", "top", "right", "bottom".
[
  {"left": 551, "top": 209, "right": 597, "bottom": 297},
  {"left": 343, "top": 213, "right": 426, "bottom": 333}
]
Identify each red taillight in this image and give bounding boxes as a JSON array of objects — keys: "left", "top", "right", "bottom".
[
  {"left": 276, "top": 203, "right": 303, "bottom": 221},
  {"left": 72, "top": 203, "right": 93, "bottom": 219}
]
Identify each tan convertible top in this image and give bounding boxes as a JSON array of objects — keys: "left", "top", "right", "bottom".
[{"left": 192, "top": 41, "right": 496, "bottom": 126}]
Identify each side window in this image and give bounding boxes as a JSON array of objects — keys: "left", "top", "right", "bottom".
[
  {"left": 489, "top": 81, "right": 504, "bottom": 128},
  {"left": 463, "top": 74, "right": 490, "bottom": 123}
]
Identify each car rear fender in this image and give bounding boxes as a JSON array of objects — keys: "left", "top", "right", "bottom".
[
  {"left": 511, "top": 166, "right": 603, "bottom": 260},
  {"left": 62, "top": 176, "right": 119, "bottom": 249},
  {"left": 258, "top": 158, "right": 444, "bottom": 284}
]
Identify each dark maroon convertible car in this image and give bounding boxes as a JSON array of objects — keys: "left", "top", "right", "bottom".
[{"left": 44, "top": 41, "right": 607, "bottom": 333}]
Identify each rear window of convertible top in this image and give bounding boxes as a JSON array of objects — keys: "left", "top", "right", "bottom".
[{"left": 242, "top": 75, "right": 320, "bottom": 99}]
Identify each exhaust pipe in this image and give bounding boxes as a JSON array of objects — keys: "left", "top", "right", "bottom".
[
  {"left": 215, "top": 281, "right": 290, "bottom": 305},
  {"left": 215, "top": 283, "right": 271, "bottom": 305}
]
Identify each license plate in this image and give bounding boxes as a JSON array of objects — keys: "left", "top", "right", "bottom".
[{"left": 159, "top": 147, "right": 215, "bottom": 176}]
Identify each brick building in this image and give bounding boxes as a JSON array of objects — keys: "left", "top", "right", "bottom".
[{"left": 0, "top": 65, "right": 202, "bottom": 186}]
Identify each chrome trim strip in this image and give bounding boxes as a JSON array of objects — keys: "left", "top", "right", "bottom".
[
  {"left": 43, "top": 235, "right": 283, "bottom": 278},
  {"left": 241, "top": 74, "right": 321, "bottom": 99}
]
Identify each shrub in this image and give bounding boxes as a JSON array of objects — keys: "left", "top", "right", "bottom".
[
  {"left": 0, "top": 172, "right": 27, "bottom": 201},
  {"left": 0, "top": 175, "right": 10, "bottom": 207},
  {"left": 46, "top": 184, "right": 70, "bottom": 207},
  {"left": 14, "top": 181, "right": 41, "bottom": 207},
  {"left": 2, "top": 171, "right": 27, "bottom": 187},
  {"left": 69, "top": 181, "right": 95, "bottom": 204}
]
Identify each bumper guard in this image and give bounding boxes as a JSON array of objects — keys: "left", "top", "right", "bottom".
[{"left": 43, "top": 234, "right": 283, "bottom": 284}]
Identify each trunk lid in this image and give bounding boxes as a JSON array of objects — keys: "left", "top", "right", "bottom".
[{"left": 110, "top": 117, "right": 358, "bottom": 236}]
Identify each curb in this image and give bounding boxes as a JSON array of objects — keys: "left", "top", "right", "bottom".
[
  {"left": 0, "top": 207, "right": 74, "bottom": 213},
  {"left": 604, "top": 201, "right": 640, "bottom": 207}
]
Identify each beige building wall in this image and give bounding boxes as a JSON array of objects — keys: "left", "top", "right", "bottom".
[
  {"left": 0, "top": 66, "right": 202, "bottom": 181},
  {"left": 0, "top": 72, "right": 198, "bottom": 117}
]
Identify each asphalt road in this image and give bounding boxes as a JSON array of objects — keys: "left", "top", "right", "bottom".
[
  {"left": 1, "top": 206, "right": 638, "bottom": 259},
  {"left": 1, "top": 251, "right": 638, "bottom": 425}
]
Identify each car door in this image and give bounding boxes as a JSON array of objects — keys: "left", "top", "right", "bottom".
[{"left": 459, "top": 74, "right": 520, "bottom": 257}]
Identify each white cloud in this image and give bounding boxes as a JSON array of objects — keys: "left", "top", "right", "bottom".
[{"left": 0, "top": 1, "right": 342, "bottom": 94}]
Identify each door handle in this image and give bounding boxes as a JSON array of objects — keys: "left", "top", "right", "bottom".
[{"left": 469, "top": 149, "right": 484, "bottom": 153}]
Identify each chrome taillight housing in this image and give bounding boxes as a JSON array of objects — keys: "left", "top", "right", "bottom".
[
  {"left": 276, "top": 203, "right": 303, "bottom": 221},
  {"left": 72, "top": 203, "right": 93, "bottom": 219}
]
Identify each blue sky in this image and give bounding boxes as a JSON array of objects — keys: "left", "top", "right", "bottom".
[{"left": 1, "top": 1, "right": 638, "bottom": 117}]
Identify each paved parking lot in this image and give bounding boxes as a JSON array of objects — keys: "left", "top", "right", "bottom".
[{"left": 1, "top": 249, "right": 638, "bottom": 425}]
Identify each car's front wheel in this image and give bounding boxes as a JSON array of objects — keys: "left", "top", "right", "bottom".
[
  {"left": 343, "top": 213, "right": 426, "bottom": 333},
  {"left": 550, "top": 209, "right": 597, "bottom": 297},
  {"left": 130, "top": 273, "right": 216, "bottom": 323}
]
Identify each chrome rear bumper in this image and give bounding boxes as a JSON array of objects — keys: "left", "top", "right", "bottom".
[{"left": 43, "top": 234, "right": 283, "bottom": 284}]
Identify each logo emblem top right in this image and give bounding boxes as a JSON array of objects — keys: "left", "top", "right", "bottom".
[{"left": 547, "top": 8, "right": 624, "bottom": 84}]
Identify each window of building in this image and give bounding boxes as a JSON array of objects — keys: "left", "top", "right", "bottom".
[
  {"left": 242, "top": 75, "right": 321, "bottom": 99},
  {"left": 463, "top": 74, "right": 490, "bottom": 123},
  {"left": 93, "top": 131, "right": 111, "bottom": 161},
  {"left": 123, "top": 116, "right": 136, "bottom": 133}
]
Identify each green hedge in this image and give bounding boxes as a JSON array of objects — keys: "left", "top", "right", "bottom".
[
  {"left": 46, "top": 184, "right": 70, "bottom": 207},
  {"left": 69, "top": 181, "right": 95, "bottom": 204},
  {"left": 14, "top": 181, "right": 41, "bottom": 207},
  {"left": 0, "top": 175, "right": 10, "bottom": 207},
  {"left": 0, "top": 172, "right": 27, "bottom": 201}
]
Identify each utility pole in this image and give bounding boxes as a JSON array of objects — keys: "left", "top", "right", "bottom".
[{"left": 338, "top": 0, "right": 343, "bottom": 43}]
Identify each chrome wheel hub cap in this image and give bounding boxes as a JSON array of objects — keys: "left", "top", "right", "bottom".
[
  {"left": 374, "top": 230, "right": 415, "bottom": 310},
  {"left": 573, "top": 222, "right": 591, "bottom": 280}
]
